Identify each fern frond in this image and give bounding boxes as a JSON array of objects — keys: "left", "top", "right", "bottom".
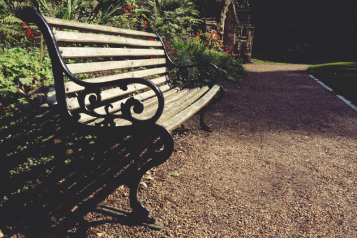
[
  {"left": 0, "top": 26, "right": 24, "bottom": 37},
  {"left": 0, "top": 16, "right": 23, "bottom": 24}
]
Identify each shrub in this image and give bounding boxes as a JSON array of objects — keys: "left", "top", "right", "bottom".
[
  {"left": 0, "top": 47, "right": 53, "bottom": 103},
  {"left": 172, "top": 39, "right": 244, "bottom": 82}
]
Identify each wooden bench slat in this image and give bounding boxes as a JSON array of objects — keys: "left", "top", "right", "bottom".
[
  {"left": 44, "top": 16, "right": 157, "bottom": 38},
  {"left": 54, "top": 31, "right": 163, "bottom": 47},
  {"left": 66, "top": 58, "right": 166, "bottom": 75},
  {"left": 161, "top": 85, "right": 221, "bottom": 132},
  {"left": 79, "top": 84, "right": 173, "bottom": 124},
  {"left": 114, "top": 87, "right": 210, "bottom": 126},
  {"left": 137, "top": 87, "right": 206, "bottom": 123},
  {"left": 65, "top": 68, "right": 168, "bottom": 93},
  {"left": 156, "top": 87, "right": 210, "bottom": 124},
  {"left": 66, "top": 76, "right": 168, "bottom": 110},
  {"left": 114, "top": 88, "right": 193, "bottom": 126},
  {"left": 128, "top": 88, "right": 193, "bottom": 121},
  {"left": 60, "top": 47, "right": 165, "bottom": 59}
]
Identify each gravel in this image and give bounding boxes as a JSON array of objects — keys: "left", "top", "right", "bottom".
[{"left": 2, "top": 63, "right": 357, "bottom": 237}]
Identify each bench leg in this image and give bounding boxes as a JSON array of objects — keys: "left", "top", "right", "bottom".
[
  {"left": 127, "top": 125, "right": 174, "bottom": 228},
  {"left": 200, "top": 85, "right": 225, "bottom": 131}
]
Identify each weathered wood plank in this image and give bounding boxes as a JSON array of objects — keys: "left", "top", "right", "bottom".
[
  {"left": 54, "top": 31, "right": 162, "bottom": 47},
  {"left": 66, "top": 58, "right": 166, "bottom": 74},
  {"left": 66, "top": 76, "right": 168, "bottom": 110},
  {"left": 60, "top": 47, "right": 165, "bottom": 59},
  {"left": 65, "top": 71, "right": 167, "bottom": 94},
  {"left": 161, "top": 85, "right": 220, "bottom": 132},
  {"left": 156, "top": 87, "right": 209, "bottom": 124},
  {"left": 44, "top": 16, "right": 157, "bottom": 38},
  {"left": 114, "top": 88, "right": 191, "bottom": 126}
]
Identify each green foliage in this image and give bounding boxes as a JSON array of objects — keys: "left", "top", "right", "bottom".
[
  {"left": 0, "top": 0, "right": 43, "bottom": 48},
  {"left": 100, "top": 3, "right": 149, "bottom": 30},
  {"left": 88, "top": 0, "right": 127, "bottom": 22},
  {"left": 195, "top": 29, "right": 225, "bottom": 52},
  {"left": 56, "top": 0, "right": 94, "bottom": 21},
  {"left": 235, "top": 0, "right": 250, "bottom": 10},
  {"left": 0, "top": 47, "right": 53, "bottom": 102},
  {"left": 0, "top": 15, "right": 24, "bottom": 43},
  {"left": 172, "top": 39, "right": 244, "bottom": 82},
  {"left": 145, "top": 0, "right": 202, "bottom": 42},
  {"left": 0, "top": 14, "right": 26, "bottom": 46},
  {"left": 90, "top": 0, "right": 202, "bottom": 39}
]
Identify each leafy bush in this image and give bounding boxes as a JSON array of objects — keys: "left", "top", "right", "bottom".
[
  {"left": 147, "top": 0, "right": 201, "bottom": 42},
  {"left": 172, "top": 39, "right": 244, "bottom": 82},
  {"left": 0, "top": 47, "right": 53, "bottom": 102}
]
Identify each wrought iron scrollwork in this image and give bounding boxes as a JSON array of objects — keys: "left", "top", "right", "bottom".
[{"left": 73, "top": 78, "right": 164, "bottom": 127}]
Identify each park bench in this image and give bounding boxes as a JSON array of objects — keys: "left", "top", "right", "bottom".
[{"left": 17, "top": 7, "right": 224, "bottom": 228}]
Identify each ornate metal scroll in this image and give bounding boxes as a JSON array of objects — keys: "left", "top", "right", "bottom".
[{"left": 73, "top": 78, "right": 165, "bottom": 127}]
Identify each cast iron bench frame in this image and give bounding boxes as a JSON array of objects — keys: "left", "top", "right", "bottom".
[{"left": 18, "top": 7, "right": 224, "bottom": 227}]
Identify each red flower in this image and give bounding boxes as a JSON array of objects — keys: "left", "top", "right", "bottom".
[
  {"left": 131, "top": 13, "right": 135, "bottom": 17},
  {"left": 149, "top": 38, "right": 154, "bottom": 41},
  {"left": 144, "top": 25, "right": 147, "bottom": 29},
  {"left": 127, "top": 4, "right": 132, "bottom": 10},
  {"left": 25, "top": 28, "right": 32, "bottom": 36},
  {"left": 225, "top": 49, "right": 230, "bottom": 53},
  {"left": 21, "top": 22, "right": 26, "bottom": 26},
  {"left": 169, "top": 54, "right": 173, "bottom": 58},
  {"left": 196, "top": 32, "right": 199, "bottom": 35},
  {"left": 144, "top": 20, "right": 147, "bottom": 24},
  {"left": 173, "top": 49, "right": 177, "bottom": 54},
  {"left": 30, "top": 33, "right": 34, "bottom": 38},
  {"left": 123, "top": 8, "right": 127, "bottom": 13},
  {"left": 164, "top": 42, "right": 167, "bottom": 48},
  {"left": 210, "top": 34, "right": 213, "bottom": 38},
  {"left": 216, "top": 34, "right": 219, "bottom": 38},
  {"left": 213, "top": 30, "right": 216, "bottom": 34}
]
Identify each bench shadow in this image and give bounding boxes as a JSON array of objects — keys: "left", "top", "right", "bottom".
[{"left": 0, "top": 107, "right": 172, "bottom": 237}]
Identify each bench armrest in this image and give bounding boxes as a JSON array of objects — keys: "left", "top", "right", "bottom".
[{"left": 72, "top": 77, "right": 165, "bottom": 126}]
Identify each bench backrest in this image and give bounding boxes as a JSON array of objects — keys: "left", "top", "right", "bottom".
[
  {"left": 19, "top": 8, "right": 171, "bottom": 126},
  {"left": 46, "top": 16, "right": 169, "bottom": 107}
]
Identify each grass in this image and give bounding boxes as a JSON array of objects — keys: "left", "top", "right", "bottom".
[
  {"left": 308, "top": 62, "right": 357, "bottom": 105},
  {"left": 251, "top": 58, "right": 287, "bottom": 65}
]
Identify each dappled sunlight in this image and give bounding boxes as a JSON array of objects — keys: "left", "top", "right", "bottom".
[{"left": 244, "top": 63, "right": 311, "bottom": 73}]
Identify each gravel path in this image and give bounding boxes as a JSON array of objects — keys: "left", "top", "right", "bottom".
[
  {"left": 82, "top": 63, "right": 357, "bottom": 237},
  {"left": 3, "top": 63, "right": 357, "bottom": 237}
]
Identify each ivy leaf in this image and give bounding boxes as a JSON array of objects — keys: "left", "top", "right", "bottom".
[{"left": 19, "top": 77, "right": 33, "bottom": 86}]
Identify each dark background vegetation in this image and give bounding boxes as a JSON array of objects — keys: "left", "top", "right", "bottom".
[{"left": 249, "top": 0, "right": 357, "bottom": 62}]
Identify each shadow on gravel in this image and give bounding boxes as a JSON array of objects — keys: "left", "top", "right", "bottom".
[
  {"left": 214, "top": 69, "right": 357, "bottom": 139},
  {"left": 0, "top": 107, "right": 170, "bottom": 237},
  {"left": 1, "top": 67, "right": 357, "bottom": 237}
]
